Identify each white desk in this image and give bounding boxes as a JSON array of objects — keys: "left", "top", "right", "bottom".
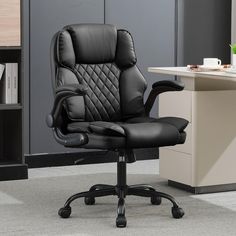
[{"left": 148, "top": 67, "right": 236, "bottom": 193}]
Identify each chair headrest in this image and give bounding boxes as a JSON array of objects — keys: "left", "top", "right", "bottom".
[{"left": 56, "top": 24, "right": 137, "bottom": 68}]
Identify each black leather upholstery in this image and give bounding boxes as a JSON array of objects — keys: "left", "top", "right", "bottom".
[
  {"left": 115, "top": 30, "right": 137, "bottom": 68},
  {"left": 65, "top": 24, "right": 117, "bottom": 64},
  {"left": 121, "top": 122, "right": 180, "bottom": 148},
  {"left": 67, "top": 122, "right": 90, "bottom": 133},
  {"left": 49, "top": 23, "right": 189, "bottom": 150},
  {"left": 66, "top": 118, "right": 186, "bottom": 149},
  {"left": 125, "top": 116, "right": 188, "bottom": 132},
  {"left": 75, "top": 63, "right": 121, "bottom": 121},
  {"left": 48, "top": 24, "right": 188, "bottom": 227},
  {"left": 157, "top": 117, "right": 188, "bottom": 132},
  {"left": 120, "top": 66, "right": 147, "bottom": 119},
  {"left": 152, "top": 80, "right": 184, "bottom": 90},
  {"left": 89, "top": 121, "right": 125, "bottom": 136},
  {"left": 54, "top": 24, "right": 146, "bottom": 122},
  {"left": 145, "top": 80, "right": 185, "bottom": 116}
]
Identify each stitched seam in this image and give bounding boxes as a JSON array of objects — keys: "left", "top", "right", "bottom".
[
  {"left": 98, "top": 63, "right": 120, "bottom": 106},
  {"left": 80, "top": 63, "right": 117, "bottom": 119},
  {"left": 84, "top": 64, "right": 111, "bottom": 120},
  {"left": 103, "top": 63, "right": 120, "bottom": 112},
  {"left": 106, "top": 63, "right": 120, "bottom": 106},
  {"left": 76, "top": 64, "right": 96, "bottom": 121},
  {"left": 75, "top": 63, "right": 121, "bottom": 121},
  {"left": 96, "top": 64, "right": 116, "bottom": 117},
  {"left": 81, "top": 64, "right": 103, "bottom": 121},
  {"left": 80, "top": 64, "right": 110, "bottom": 120},
  {"left": 85, "top": 94, "right": 103, "bottom": 120},
  {"left": 78, "top": 64, "right": 104, "bottom": 120},
  {"left": 92, "top": 64, "right": 118, "bottom": 115},
  {"left": 86, "top": 80, "right": 110, "bottom": 120},
  {"left": 100, "top": 63, "right": 120, "bottom": 101},
  {"left": 96, "top": 63, "right": 120, "bottom": 115}
]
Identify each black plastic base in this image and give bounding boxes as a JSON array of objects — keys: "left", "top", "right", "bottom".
[
  {"left": 58, "top": 152, "right": 183, "bottom": 227},
  {"left": 58, "top": 183, "right": 184, "bottom": 227}
]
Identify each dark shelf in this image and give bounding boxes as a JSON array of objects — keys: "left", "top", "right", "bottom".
[
  {"left": 0, "top": 104, "right": 23, "bottom": 110},
  {"left": 0, "top": 160, "right": 23, "bottom": 166},
  {"left": 0, "top": 1, "right": 26, "bottom": 181},
  {"left": 0, "top": 163, "right": 28, "bottom": 181},
  {"left": 0, "top": 46, "right": 21, "bottom": 50}
]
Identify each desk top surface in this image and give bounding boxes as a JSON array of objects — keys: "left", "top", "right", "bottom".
[{"left": 148, "top": 67, "right": 236, "bottom": 81}]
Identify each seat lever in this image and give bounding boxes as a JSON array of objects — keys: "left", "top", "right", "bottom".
[
  {"left": 74, "top": 158, "right": 85, "bottom": 165},
  {"left": 126, "top": 149, "right": 136, "bottom": 163}
]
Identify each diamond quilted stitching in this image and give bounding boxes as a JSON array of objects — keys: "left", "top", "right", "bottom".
[{"left": 75, "top": 63, "right": 121, "bottom": 121}]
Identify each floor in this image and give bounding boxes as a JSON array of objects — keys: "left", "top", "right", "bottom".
[
  {"left": 0, "top": 160, "right": 235, "bottom": 236},
  {"left": 28, "top": 160, "right": 236, "bottom": 213},
  {"left": 28, "top": 159, "right": 159, "bottom": 179}
]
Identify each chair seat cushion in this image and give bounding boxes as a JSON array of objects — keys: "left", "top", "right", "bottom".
[
  {"left": 67, "top": 119, "right": 183, "bottom": 148},
  {"left": 120, "top": 122, "right": 180, "bottom": 148},
  {"left": 67, "top": 121, "right": 125, "bottom": 136},
  {"left": 156, "top": 117, "right": 188, "bottom": 132},
  {"left": 67, "top": 122, "right": 90, "bottom": 133},
  {"left": 126, "top": 116, "right": 188, "bottom": 132}
]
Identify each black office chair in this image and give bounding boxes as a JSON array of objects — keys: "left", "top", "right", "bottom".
[{"left": 47, "top": 24, "right": 188, "bottom": 227}]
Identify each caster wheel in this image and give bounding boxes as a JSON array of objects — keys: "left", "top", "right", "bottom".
[
  {"left": 116, "top": 215, "right": 127, "bottom": 228},
  {"left": 172, "top": 207, "right": 184, "bottom": 219},
  {"left": 84, "top": 197, "right": 95, "bottom": 205},
  {"left": 58, "top": 206, "right": 71, "bottom": 218},
  {"left": 151, "top": 196, "right": 162, "bottom": 205}
]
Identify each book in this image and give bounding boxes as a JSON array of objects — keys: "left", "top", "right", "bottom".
[
  {"left": 11, "top": 63, "right": 18, "bottom": 104},
  {"left": 0, "top": 63, "right": 18, "bottom": 104},
  {"left": 0, "top": 64, "right": 5, "bottom": 80},
  {"left": 1, "top": 63, "right": 12, "bottom": 104}
]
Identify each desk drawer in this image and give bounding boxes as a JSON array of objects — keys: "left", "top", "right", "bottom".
[
  {"left": 159, "top": 90, "right": 192, "bottom": 122},
  {"left": 160, "top": 149, "right": 192, "bottom": 186}
]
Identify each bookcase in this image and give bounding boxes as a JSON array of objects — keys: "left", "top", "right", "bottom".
[{"left": 0, "top": 0, "right": 28, "bottom": 181}]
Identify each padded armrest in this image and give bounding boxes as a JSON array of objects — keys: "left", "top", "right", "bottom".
[
  {"left": 152, "top": 80, "right": 184, "bottom": 90},
  {"left": 53, "top": 128, "right": 88, "bottom": 147},
  {"left": 46, "top": 84, "right": 88, "bottom": 128},
  {"left": 55, "top": 84, "right": 88, "bottom": 95},
  {"left": 145, "top": 80, "right": 185, "bottom": 115},
  {"left": 89, "top": 121, "right": 126, "bottom": 136}
]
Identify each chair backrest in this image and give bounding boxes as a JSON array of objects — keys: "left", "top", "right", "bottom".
[{"left": 51, "top": 24, "right": 147, "bottom": 122}]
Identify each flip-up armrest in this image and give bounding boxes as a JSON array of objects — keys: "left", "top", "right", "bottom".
[
  {"left": 152, "top": 80, "right": 184, "bottom": 90},
  {"left": 53, "top": 128, "right": 88, "bottom": 148},
  {"left": 144, "top": 80, "right": 184, "bottom": 115},
  {"left": 46, "top": 84, "right": 88, "bottom": 128},
  {"left": 55, "top": 84, "right": 88, "bottom": 94}
]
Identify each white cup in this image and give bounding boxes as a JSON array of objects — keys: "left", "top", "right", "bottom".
[{"left": 203, "top": 58, "right": 221, "bottom": 66}]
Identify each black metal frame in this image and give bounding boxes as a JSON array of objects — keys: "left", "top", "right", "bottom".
[{"left": 58, "top": 150, "right": 184, "bottom": 227}]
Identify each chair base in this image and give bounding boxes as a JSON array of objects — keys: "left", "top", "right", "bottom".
[{"left": 58, "top": 151, "right": 184, "bottom": 227}]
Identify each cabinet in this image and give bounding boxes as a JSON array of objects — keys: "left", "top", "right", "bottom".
[
  {"left": 154, "top": 67, "right": 236, "bottom": 193},
  {"left": 0, "top": 0, "right": 27, "bottom": 181},
  {"left": 159, "top": 91, "right": 193, "bottom": 186}
]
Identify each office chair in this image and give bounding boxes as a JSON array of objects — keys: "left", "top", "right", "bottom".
[{"left": 47, "top": 24, "right": 188, "bottom": 227}]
